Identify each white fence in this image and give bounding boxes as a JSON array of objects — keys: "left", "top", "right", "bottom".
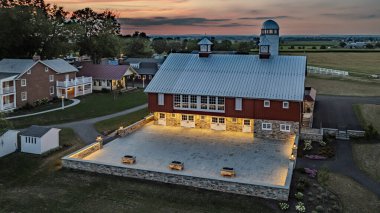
[{"left": 307, "top": 66, "right": 349, "bottom": 76}]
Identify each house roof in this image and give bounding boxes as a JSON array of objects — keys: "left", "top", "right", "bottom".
[
  {"left": 0, "top": 59, "right": 78, "bottom": 75},
  {"left": 135, "top": 62, "right": 158, "bottom": 75},
  {"left": 20, "top": 125, "right": 58, "bottom": 137},
  {"left": 78, "top": 63, "right": 132, "bottom": 80},
  {"left": 0, "top": 73, "right": 19, "bottom": 80},
  {"left": 198, "top": 38, "right": 213, "bottom": 45},
  {"left": 144, "top": 53, "right": 307, "bottom": 101},
  {"left": 125, "top": 58, "right": 164, "bottom": 64}
]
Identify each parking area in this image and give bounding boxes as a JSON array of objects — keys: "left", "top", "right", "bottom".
[{"left": 83, "top": 123, "right": 294, "bottom": 186}]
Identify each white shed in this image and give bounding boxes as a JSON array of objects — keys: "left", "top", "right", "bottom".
[
  {"left": 20, "top": 126, "right": 61, "bottom": 155},
  {"left": 0, "top": 130, "right": 19, "bottom": 157}
]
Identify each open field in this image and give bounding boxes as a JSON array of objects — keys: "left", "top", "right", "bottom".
[
  {"left": 353, "top": 104, "right": 380, "bottom": 131},
  {"left": 95, "top": 108, "right": 149, "bottom": 133},
  {"left": 352, "top": 104, "right": 380, "bottom": 182},
  {"left": 0, "top": 129, "right": 276, "bottom": 212},
  {"left": 10, "top": 90, "right": 147, "bottom": 128},
  {"left": 289, "top": 52, "right": 380, "bottom": 74},
  {"left": 305, "top": 76, "right": 380, "bottom": 96},
  {"left": 326, "top": 173, "right": 380, "bottom": 213}
]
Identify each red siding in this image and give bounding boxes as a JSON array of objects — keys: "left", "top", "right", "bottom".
[{"left": 148, "top": 93, "right": 302, "bottom": 122}]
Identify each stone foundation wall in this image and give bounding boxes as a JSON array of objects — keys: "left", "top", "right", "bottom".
[
  {"left": 154, "top": 112, "right": 253, "bottom": 133},
  {"left": 118, "top": 115, "right": 154, "bottom": 137},
  {"left": 62, "top": 158, "right": 291, "bottom": 201},
  {"left": 254, "top": 120, "right": 299, "bottom": 140}
]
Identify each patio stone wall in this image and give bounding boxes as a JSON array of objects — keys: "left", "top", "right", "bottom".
[
  {"left": 69, "top": 142, "right": 101, "bottom": 159},
  {"left": 62, "top": 158, "right": 291, "bottom": 201},
  {"left": 254, "top": 120, "right": 299, "bottom": 140}
]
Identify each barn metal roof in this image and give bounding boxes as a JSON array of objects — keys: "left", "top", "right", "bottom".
[{"left": 144, "top": 53, "right": 307, "bottom": 101}]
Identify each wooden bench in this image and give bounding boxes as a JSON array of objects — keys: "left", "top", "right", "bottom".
[
  {"left": 121, "top": 155, "right": 136, "bottom": 164},
  {"left": 169, "top": 161, "right": 184, "bottom": 171},
  {"left": 220, "top": 167, "right": 236, "bottom": 177}
]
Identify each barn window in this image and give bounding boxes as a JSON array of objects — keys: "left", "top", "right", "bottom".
[
  {"left": 190, "top": 95, "right": 197, "bottom": 109},
  {"left": 174, "top": 95, "right": 181, "bottom": 108},
  {"left": 283, "top": 101, "right": 289, "bottom": 109},
  {"left": 262, "top": 123, "right": 272, "bottom": 130},
  {"left": 235, "top": 98, "right": 242, "bottom": 111},
  {"left": 264, "top": 100, "right": 270, "bottom": 108},
  {"left": 280, "top": 124, "right": 291, "bottom": 132},
  {"left": 158, "top": 93, "right": 164, "bottom": 106}
]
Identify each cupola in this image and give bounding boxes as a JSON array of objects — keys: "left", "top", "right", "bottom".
[
  {"left": 259, "top": 20, "right": 280, "bottom": 58},
  {"left": 198, "top": 38, "right": 213, "bottom": 57}
]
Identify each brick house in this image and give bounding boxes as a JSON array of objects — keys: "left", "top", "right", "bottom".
[
  {"left": 144, "top": 20, "right": 307, "bottom": 140},
  {"left": 0, "top": 58, "right": 92, "bottom": 111}
]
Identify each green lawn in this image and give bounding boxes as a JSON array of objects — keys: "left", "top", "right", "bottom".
[
  {"left": 289, "top": 52, "right": 380, "bottom": 74},
  {"left": 352, "top": 104, "right": 380, "bottom": 182},
  {"left": 7, "top": 99, "right": 73, "bottom": 117},
  {"left": 95, "top": 108, "right": 149, "bottom": 133},
  {"left": 0, "top": 128, "right": 275, "bottom": 212},
  {"left": 306, "top": 76, "right": 380, "bottom": 96},
  {"left": 326, "top": 173, "right": 380, "bottom": 212},
  {"left": 10, "top": 90, "right": 147, "bottom": 128}
]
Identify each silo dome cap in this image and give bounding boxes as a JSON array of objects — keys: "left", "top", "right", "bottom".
[{"left": 262, "top": 20, "right": 279, "bottom": 30}]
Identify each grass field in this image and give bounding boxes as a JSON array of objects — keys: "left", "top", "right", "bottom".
[
  {"left": 7, "top": 99, "right": 73, "bottom": 117},
  {"left": 326, "top": 173, "right": 380, "bottom": 213},
  {"left": 10, "top": 90, "right": 147, "bottom": 128},
  {"left": 95, "top": 108, "right": 149, "bottom": 133},
  {"left": 289, "top": 52, "right": 380, "bottom": 74},
  {"left": 0, "top": 129, "right": 276, "bottom": 212},
  {"left": 352, "top": 104, "right": 380, "bottom": 182},
  {"left": 305, "top": 76, "right": 380, "bottom": 96}
]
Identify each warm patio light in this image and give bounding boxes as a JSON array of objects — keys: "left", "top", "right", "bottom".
[
  {"left": 289, "top": 154, "right": 296, "bottom": 161},
  {"left": 96, "top": 136, "right": 103, "bottom": 142},
  {"left": 119, "top": 126, "right": 124, "bottom": 130},
  {"left": 292, "top": 144, "right": 298, "bottom": 150}
]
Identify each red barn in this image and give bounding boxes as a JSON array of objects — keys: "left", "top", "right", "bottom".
[{"left": 144, "top": 20, "right": 307, "bottom": 140}]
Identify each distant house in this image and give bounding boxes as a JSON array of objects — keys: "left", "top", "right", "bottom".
[
  {"left": 20, "top": 126, "right": 61, "bottom": 155},
  {"left": 0, "top": 58, "right": 92, "bottom": 112},
  {"left": 123, "top": 58, "right": 164, "bottom": 87},
  {"left": 346, "top": 42, "right": 367, "bottom": 49},
  {"left": 78, "top": 63, "right": 137, "bottom": 91},
  {"left": 0, "top": 130, "right": 19, "bottom": 157}
]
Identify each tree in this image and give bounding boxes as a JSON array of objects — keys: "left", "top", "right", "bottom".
[
  {"left": 237, "top": 41, "right": 253, "bottom": 53},
  {"left": 375, "top": 42, "right": 380, "bottom": 48},
  {"left": 151, "top": 38, "right": 167, "bottom": 54},
  {"left": 320, "top": 45, "right": 327, "bottom": 49},
  {"left": 339, "top": 41, "right": 346, "bottom": 48},
  {"left": 0, "top": 113, "right": 12, "bottom": 135},
  {"left": 365, "top": 43, "right": 374, "bottom": 49},
  {"left": 166, "top": 40, "right": 182, "bottom": 52},
  {"left": 186, "top": 39, "right": 199, "bottom": 52},
  {"left": 214, "top": 40, "right": 232, "bottom": 51},
  {"left": 125, "top": 38, "right": 152, "bottom": 58}
]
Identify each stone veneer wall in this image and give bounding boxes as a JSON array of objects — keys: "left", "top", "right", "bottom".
[
  {"left": 154, "top": 112, "right": 253, "bottom": 133},
  {"left": 254, "top": 119, "right": 299, "bottom": 140},
  {"left": 62, "top": 158, "right": 292, "bottom": 201},
  {"left": 69, "top": 142, "right": 101, "bottom": 159}
]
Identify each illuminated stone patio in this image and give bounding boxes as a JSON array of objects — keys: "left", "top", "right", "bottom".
[{"left": 83, "top": 123, "right": 293, "bottom": 186}]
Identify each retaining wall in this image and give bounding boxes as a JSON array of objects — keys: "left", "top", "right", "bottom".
[{"left": 62, "top": 156, "right": 292, "bottom": 201}]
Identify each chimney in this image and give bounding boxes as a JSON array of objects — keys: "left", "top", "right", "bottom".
[{"left": 33, "top": 55, "right": 41, "bottom": 61}]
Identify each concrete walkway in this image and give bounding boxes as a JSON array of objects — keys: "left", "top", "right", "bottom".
[
  {"left": 51, "top": 103, "right": 148, "bottom": 144},
  {"left": 297, "top": 140, "right": 380, "bottom": 198},
  {"left": 6, "top": 99, "right": 81, "bottom": 120}
]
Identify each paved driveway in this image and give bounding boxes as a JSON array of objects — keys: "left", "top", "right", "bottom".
[{"left": 313, "top": 95, "right": 380, "bottom": 130}]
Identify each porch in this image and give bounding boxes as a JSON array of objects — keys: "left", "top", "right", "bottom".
[
  {"left": 0, "top": 78, "right": 16, "bottom": 111},
  {"left": 56, "top": 77, "right": 93, "bottom": 99}
]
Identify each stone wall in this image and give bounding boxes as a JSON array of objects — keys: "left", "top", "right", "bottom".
[
  {"left": 62, "top": 158, "right": 291, "bottom": 201},
  {"left": 300, "top": 128, "right": 323, "bottom": 141},
  {"left": 69, "top": 142, "right": 101, "bottom": 159},
  {"left": 322, "top": 128, "right": 365, "bottom": 138},
  {"left": 117, "top": 115, "right": 154, "bottom": 137},
  {"left": 254, "top": 119, "right": 299, "bottom": 140}
]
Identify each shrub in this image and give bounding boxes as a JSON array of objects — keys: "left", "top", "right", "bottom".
[
  {"left": 332, "top": 204, "right": 340, "bottom": 210},
  {"left": 307, "top": 191, "right": 313, "bottom": 196},
  {"left": 303, "top": 140, "right": 313, "bottom": 151},
  {"left": 308, "top": 197, "right": 314, "bottom": 202},
  {"left": 318, "top": 146, "right": 335, "bottom": 158},
  {"left": 315, "top": 205, "right": 324, "bottom": 212},
  {"left": 22, "top": 103, "right": 34, "bottom": 110},
  {"left": 317, "top": 168, "right": 330, "bottom": 186},
  {"left": 296, "top": 182, "right": 305, "bottom": 191},
  {"left": 295, "top": 202, "right": 306, "bottom": 213},
  {"left": 365, "top": 124, "right": 378, "bottom": 139},
  {"left": 319, "top": 140, "right": 327, "bottom": 146},
  {"left": 295, "top": 192, "right": 304, "bottom": 200},
  {"left": 278, "top": 202, "right": 289, "bottom": 211}
]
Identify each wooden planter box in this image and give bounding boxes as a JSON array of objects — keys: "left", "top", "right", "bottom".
[
  {"left": 121, "top": 155, "right": 136, "bottom": 164},
  {"left": 169, "top": 161, "right": 184, "bottom": 171},
  {"left": 220, "top": 167, "right": 236, "bottom": 177}
]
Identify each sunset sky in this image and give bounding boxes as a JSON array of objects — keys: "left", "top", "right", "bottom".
[{"left": 46, "top": 0, "right": 380, "bottom": 35}]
